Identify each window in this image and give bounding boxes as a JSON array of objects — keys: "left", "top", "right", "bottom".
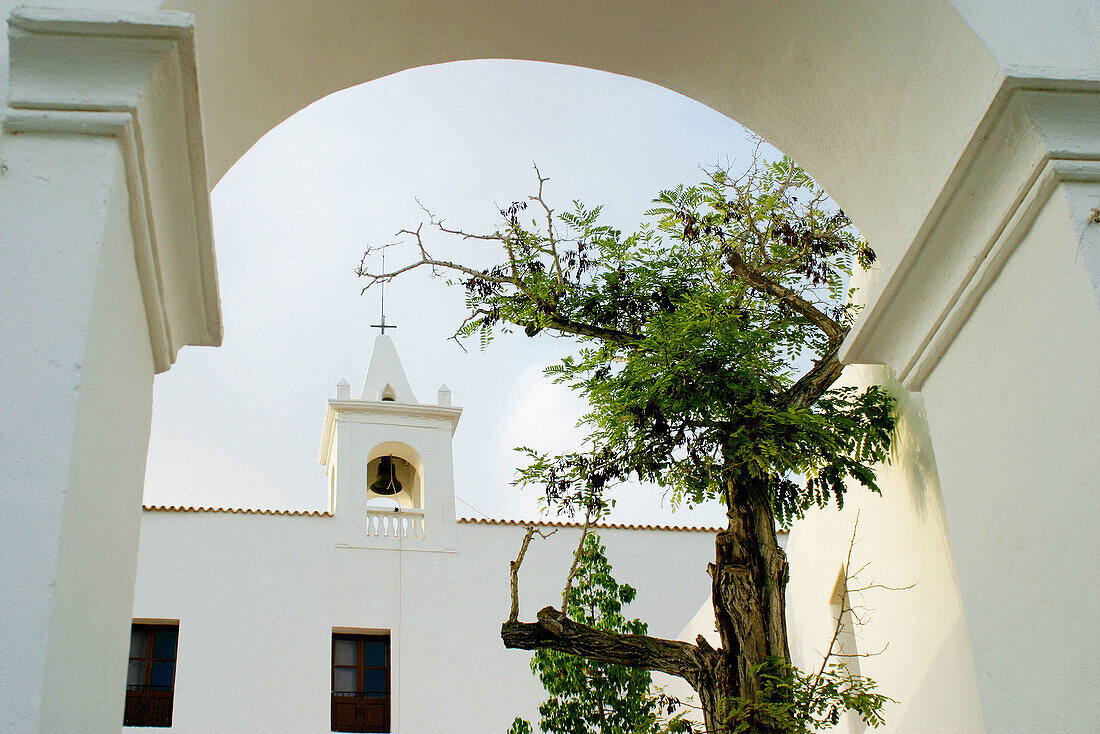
[
  {"left": 124, "top": 623, "right": 178, "bottom": 728},
  {"left": 331, "top": 633, "right": 390, "bottom": 733}
]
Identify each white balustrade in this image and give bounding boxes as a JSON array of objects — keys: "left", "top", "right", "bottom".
[{"left": 365, "top": 508, "right": 426, "bottom": 539}]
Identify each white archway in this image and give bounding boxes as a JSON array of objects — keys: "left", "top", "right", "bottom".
[
  {"left": 3, "top": 3, "right": 1098, "bottom": 732},
  {"left": 167, "top": 0, "right": 997, "bottom": 270}
]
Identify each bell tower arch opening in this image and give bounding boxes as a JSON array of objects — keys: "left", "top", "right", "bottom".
[{"left": 366, "top": 442, "right": 423, "bottom": 510}]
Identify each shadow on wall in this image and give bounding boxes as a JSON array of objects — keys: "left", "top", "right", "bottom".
[
  {"left": 875, "top": 366, "right": 944, "bottom": 520},
  {"left": 887, "top": 615, "right": 986, "bottom": 734}
]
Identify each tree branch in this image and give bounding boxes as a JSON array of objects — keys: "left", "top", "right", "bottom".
[
  {"left": 501, "top": 606, "right": 709, "bottom": 686},
  {"left": 529, "top": 164, "right": 565, "bottom": 290},
  {"left": 542, "top": 315, "right": 641, "bottom": 344},
  {"left": 508, "top": 526, "right": 558, "bottom": 623},
  {"left": 724, "top": 248, "right": 845, "bottom": 344},
  {"left": 778, "top": 342, "right": 846, "bottom": 409},
  {"left": 802, "top": 515, "right": 861, "bottom": 718},
  {"left": 561, "top": 511, "right": 593, "bottom": 611},
  {"left": 358, "top": 223, "right": 520, "bottom": 290}
]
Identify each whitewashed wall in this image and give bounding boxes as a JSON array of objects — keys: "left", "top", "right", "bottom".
[
  {"left": 0, "top": 135, "right": 155, "bottom": 733},
  {"left": 919, "top": 184, "right": 1100, "bottom": 732},
  {"left": 782, "top": 364, "right": 986, "bottom": 734},
  {"left": 1, "top": 8, "right": 219, "bottom": 732},
  {"left": 768, "top": 182, "right": 1100, "bottom": 732},
  {"left": 129, "top": 514, "right": 716, "bottom": 733}
]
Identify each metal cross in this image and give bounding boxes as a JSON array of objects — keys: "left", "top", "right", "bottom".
[{"left": 371, "top": 250, "right": 396, "bottom": 334}]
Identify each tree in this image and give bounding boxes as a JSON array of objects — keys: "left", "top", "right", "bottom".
[
  {"left": 508, "top": 532, "right": 686, "bottom": 734},
  {"left": 359, "top": 152, "right": 896, "bottom": 732}
]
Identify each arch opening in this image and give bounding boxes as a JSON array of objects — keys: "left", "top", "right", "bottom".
[
  {"left": 144, "top": 5, "right": 997, "bottom": 526},
  {"left": 366, "top": 442, "right": 422, "bottom": 510}
]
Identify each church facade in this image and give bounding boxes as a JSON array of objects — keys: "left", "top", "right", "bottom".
[{"left": 127, "top": 336, "right": 719, "bottom": 732}]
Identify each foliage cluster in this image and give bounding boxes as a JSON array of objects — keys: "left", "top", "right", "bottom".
[
  {"left": 448, "top": 158, "right": 896, "bottom": 525},
  {"left": 720, "top": 658, "right": 891, "bottom": 733},
  {"left": 361, "top": 151, "right": 899, "bottom": 733},
  {"left": 508, "top": 534, "right": 688, "bottom": 734}
]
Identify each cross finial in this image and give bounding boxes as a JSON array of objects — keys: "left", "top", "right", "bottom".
[{"left": 371, "top": 250, "right": 397, "bottom": 335}]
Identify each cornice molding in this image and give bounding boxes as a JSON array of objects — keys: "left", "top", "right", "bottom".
[
  {"left": 4, "top": 7, "right": 221, "bottom": 372},
  {"left": 841, "top": 76, "right": 1100, "bottom": 391},
  {"left": 319, "top": 399, "right": 463, "bottom": 466}
]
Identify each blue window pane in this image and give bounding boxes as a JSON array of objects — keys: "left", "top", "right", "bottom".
[
  {"left": 363, "top": 640, "right": 386, "bottom": 667},
  {"left": 363, "top": 669, "right": 386, "bottom": 696},
  {"left": 152, "top": 628, "right": 178, "bottom": 660},
  {"left": 129, "top": 628, "right": 148, "bottom": 658},
  {"left": 150, "top": 661, "right": 175, "bottom": 689}
]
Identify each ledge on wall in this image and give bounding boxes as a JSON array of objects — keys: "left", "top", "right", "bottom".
[
  {"left": 4, "top": 7, "right": 222, "bottom": 372},
  {"left": 841, "top": 77, "right": 1100, "bottom": 390}
]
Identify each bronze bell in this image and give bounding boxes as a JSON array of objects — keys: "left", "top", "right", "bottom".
[{"left": 370, "top": 456, "right": 403, "bottom": 495}]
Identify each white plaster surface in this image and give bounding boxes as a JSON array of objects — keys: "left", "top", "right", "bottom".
[
  {"left": 152, "top": 0, "right": 1000, "bottom": 276},
  {"left": 951, "top": 0, "right": 1100, "bottom": 80},
  {"left": 1, "top": 8, "right": 216, "bottom": 730},
  {"left": 361, "top": 335, "right": 417, "bottom": 403},
  {"left": 920, "top": 185, "right": 1100, "bottom": 732},
  {"left": 783, "top": 366, "right": 986, "bottom": 734},
  {"left": 0, "top": 133, "right": 154, "bottom": 732},
  {"left": 130, "top": 513, "right": 716, "bottom": 733}
]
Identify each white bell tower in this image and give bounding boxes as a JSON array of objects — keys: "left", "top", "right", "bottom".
[{"left": 319, "top": 335, "right": 461, "bottom": 551}]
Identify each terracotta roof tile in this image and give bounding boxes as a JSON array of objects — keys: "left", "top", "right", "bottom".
[
  {"left": 142, "top": 504, "right": 332, "bottom": 517},
  {"left": 457, "top": 517, "right": 726, "bottom": 533},
  {"left": 142, "top": 506, "right": 787, "bottom": 534}
]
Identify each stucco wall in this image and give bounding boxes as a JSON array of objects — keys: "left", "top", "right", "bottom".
[
  {"left": 130, "top": 513, "right": 716, "bottom": 733},
  {"left": 920, "top": 184, "right": 1100, "bottom": 732},
  {"left": 782, "top": 365, "right": 985, "bottom": 734},
  {"left": 0, "top": 133, "right": 155, "bottom": 733},
  {"left": 153, "top": 0, "right": 1001, "bottom": 278},
  {"left": 769, "top": 181, "right": 1100, "bottom": 733}
]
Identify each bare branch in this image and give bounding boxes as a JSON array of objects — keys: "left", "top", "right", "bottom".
[
  {"left": 803, "top": 514, "right": 861, "bottom": 716},
  {"left": 848, "top": 582, "right": 916, "bottom": 594},
  {"left": 358, "top": 222, "right": 519, "bottom": 292},
  {"left": 832, "top": 642, "right": 890, "bottom": 659},
  {"left": 561, "top": 510, "right": 593, "bottom": 611},
  {"left": 432, "top": 220, "right": 509, "bottom": 243},
  {"left": 528, "top": 164, "right": 565, "bottom": 289},
  {"left": 508, "top": 525, "right": 558, "bottom": 623}
]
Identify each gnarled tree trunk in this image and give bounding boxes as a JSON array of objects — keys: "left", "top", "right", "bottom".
[
  {"left": 702, "top": 474, "right": 790, "bottom": 731},
  {"left": 501, "top": 474, "right": 790, "bottom": 733}
]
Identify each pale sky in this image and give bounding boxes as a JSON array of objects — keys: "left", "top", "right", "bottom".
[{"left": 143, "top": 59, "right": 778, "bottom": 527}]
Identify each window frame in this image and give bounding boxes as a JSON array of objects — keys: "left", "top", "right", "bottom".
[
  {"left": 331, "top": 632, "right": 391, "bottom": 733},
  {"left": 124, "top": 621, "right": 179, "bottom": 728}
]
